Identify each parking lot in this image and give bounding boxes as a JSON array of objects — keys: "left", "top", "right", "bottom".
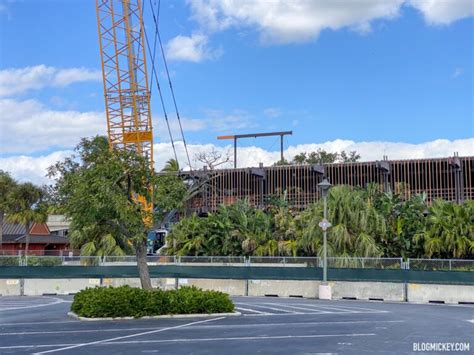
[{"left": 0, "top": 295, "right": 472, "bottom": 354}]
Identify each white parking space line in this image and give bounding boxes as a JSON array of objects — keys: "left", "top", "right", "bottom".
[
  {"left": 0, "top": 344, "right": 76, "bottom": 351},
  {"left": 234, "top": 301, "right": 389, "bottom": 316},
  {"left": 0, "top": 327, "right": 165, "bottom": 336},
  {"left": 282, "top": 303, "right": 361, "bottom": 314},
  {"left": 285, "top": 303, "right": 388, "bottom": 314},
  {"left": 235, "top": 306, "right": 271, "bottom": 315},
  {"left": 259, "top": 303, "right": 331, "bottom": 314},
  {"left": 0, "top": 299, "right": 65, "bottom": 312},
  {"left": 242, "top": 303, "right": 301, "bottom": 314},
  {"left": 0, "top": 333, "right": 376, "bottom": 351},
  {"left": 105, "top": 333, "right": 376, "bottom": 345},
  {"left": 34, "top": 317, "right": 226, "bottom": 354},
  {"left": 0, "top": 320, "right": 77, "bottom": 326},
  {"left": 317, "top": 304, "right": 389, "bottom": 313},
  {"left": 198, "top": 319, "right": 404, "bottom": 329},
  {"left": 0, "top": 320, "right": 404, "bottom": 338}
]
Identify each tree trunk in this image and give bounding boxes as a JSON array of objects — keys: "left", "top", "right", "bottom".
[
  {"left": 0, "top": 210, "right": 4, "bottom": 248},
  {"left": 136, "top": 240, "right": 152, "bottom": 289}
]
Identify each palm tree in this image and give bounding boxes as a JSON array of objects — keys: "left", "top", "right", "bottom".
[
  {"left": 162, "top": 158, "right": 180, "bottom": 173},
  {"left": 69, "top": 224, "right": 132, "bottom": 257},
  {"left": 298, "top": 186, "right": 384, "bottom": 258},
  {"left": 6, "top": 183, "right": 47, "bottom": 254},
  {"left": 415, "top": 200, "right": 474, "bottom": 259},
  {"left": 0, "top": 171, "right": 17, "bottom": 248}
]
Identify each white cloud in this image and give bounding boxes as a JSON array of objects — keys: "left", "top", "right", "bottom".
[
  {"left": 186, "top": 0, "right": 473, "bottom": 45},
  {"left": 0, "top": 65, "right": 101, "bottom": 97},
  {"left": 187, "top": 0, "right": 405, "bottom": 44},
  {"left": 165, "top": 33, "right": 222, "bottom": 62},
  {"left": 155, "top": 109, "right": 255, "bottom": 142},
  {"left": 408, "top": 0, "right": 474, "bottom": 25},
  {"left": 203, "top": 108, "right": 255, "bottom": 132},
  {"left": 0, "top": 98, "right": 105, "bottom": 154},
  {"left": 0, "top": 150, "right": 72, "bottom": 185},
  {"left": 452, "top": 67, "right": 464, "bottom": 78},
  {"left": 263, "top": 107, "right": 282, "bottom": 118},
  {"left": 3, "top": 138, "right": 472, "bottom": 184}
]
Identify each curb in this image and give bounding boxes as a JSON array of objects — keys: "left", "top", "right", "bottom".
[{"left": 67, "top": 311, "right": 241, "bottom": 321}]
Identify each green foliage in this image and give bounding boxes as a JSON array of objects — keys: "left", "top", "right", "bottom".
[
  {"left": 48, "top": 136, "right": 157, "bottom": 288},
  {"left": 48, "top": 136, "right": 153, "bottom": 246},
  {"left": 274, "top": 149, "right": 361, "bottom": 166},
  {"left": 0, "top": 170, "right": 17, "bottom": 212},
  {"left": 154, "top": 159, "right": 188, "bottom": 222},
  {"left": 415, "top": 200, "right": 474, "bottom": 259},
  {"left": 169, "top": 185, "right": 474, "bottom": 259},
  {"left": 25, "top": 256, "right": 62, "bottom": 266},
  {"left": 71, "top": 286, "right": 234, "bottom": 318},
  {"left": 0, "top": 256, "right": 21, "bottom": 266}
]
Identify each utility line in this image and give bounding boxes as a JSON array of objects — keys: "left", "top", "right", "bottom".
[
  {"left": 143, "top": 0, "right": 179, "bottom": 164},
  {"left": 149, "top": 0, "right": 193, "bottom": 171}
]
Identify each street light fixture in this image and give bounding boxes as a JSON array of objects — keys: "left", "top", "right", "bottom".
[{"left": 318, "top": 178, "right": 332, "bottom": 300}]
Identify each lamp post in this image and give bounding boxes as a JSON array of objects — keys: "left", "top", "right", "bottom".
[{"left": 318, "top": 178, "right": 332, "bottom": 299}]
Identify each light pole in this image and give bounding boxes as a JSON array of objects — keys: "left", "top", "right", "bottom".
[{"left": 318, "top": 178, "right": 332, "bottom": 299}]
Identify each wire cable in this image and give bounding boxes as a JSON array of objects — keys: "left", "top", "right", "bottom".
[
  {"left": 143, "top": 0, "right": 179, "bottom": 164},
  {"left": 148, "top": 0, "right": 193, "bottom": 171}
]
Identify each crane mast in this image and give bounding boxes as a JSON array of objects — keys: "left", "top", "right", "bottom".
[{"left": 96, "top": 0, "right": 154, "bottom": 220}]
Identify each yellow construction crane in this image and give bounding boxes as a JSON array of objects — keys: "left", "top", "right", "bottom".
[{"left": 95, "top": 0, "right": 154, "bottom": 221}]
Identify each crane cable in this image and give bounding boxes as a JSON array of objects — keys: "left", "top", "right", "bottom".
[
  {"left": 142, "top": 0, "right": 179, "bottom": 165},
  {"left": 148, "top": 0, "right": 193, "bottom": 171}
]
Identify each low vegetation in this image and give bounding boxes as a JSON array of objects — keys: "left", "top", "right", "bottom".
[
  {"left": 71, "top": 286, "right": 235, "bottom": 318},
  {"left": 166, "top": 185, "right": 474, "bottom": 260}
]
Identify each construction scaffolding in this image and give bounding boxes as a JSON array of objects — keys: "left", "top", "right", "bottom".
[{"left": 187, "top": 155, "right": 474, "bottom": 213}]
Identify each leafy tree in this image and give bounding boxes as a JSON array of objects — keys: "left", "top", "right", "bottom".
[
  {"left": 274, "top": 149, "right": 361, "bottom": 166},
  {"left": 0, "top": 171, "right": 17, "bottom": 247},
  {"left": 298, "top": 186, "right": 384, "bottom": 259},
  {"left": 154, "top": 159, "right": 188, "bottom": 223},
  {"left": 299, "top": 150, "right": 339, "bottom": 164},
  {"left": 340, "top": 151, "right": 361, "bottom": 163},
  {"left": 69, "top": 225, "right": 132, "bottom": 257},
  {"left": 415, "top": 200, "right": 474, "bottom": 259},
  {"left": 48, "top": 136, "right": 155, "bottom": 289},
  {"left": 376, "top": 192, "right": 427, "bottom": 258},
  {"left": 6, "top": 182, "right": 48, "bottom": 254}
]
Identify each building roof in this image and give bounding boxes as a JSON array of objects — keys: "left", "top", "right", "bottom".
[
  {"left": 3, "top": 223, "right": 26, "bottom": 235},
  {"left": 46, "top": 215, "right": 70, "bottom": 232},
  {"left": 2, "top": 234, "right": 69, "bottom": 244},
  {"left": 2, "top": 222, "right": 68, "bottom": 245}
]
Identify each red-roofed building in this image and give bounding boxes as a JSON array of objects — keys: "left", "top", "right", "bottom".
[{"left": 1, "top": 222, "right": 70, "bottom": 255}]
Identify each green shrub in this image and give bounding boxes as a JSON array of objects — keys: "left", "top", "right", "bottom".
[
  {"left": 26, "top": 256, "right": 62, "bottom": 266},
  {"left": 0, "top": 256, "right": 21, "bottom": 266},
  {"left": 71, "top": 285, "right": 235, "bottom": 318}
]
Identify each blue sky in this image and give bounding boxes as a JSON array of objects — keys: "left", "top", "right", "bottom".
[{"left": 0, "top": 0, "right": 473, "bottom": 182}]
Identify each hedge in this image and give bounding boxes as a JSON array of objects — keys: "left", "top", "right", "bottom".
[
  {"left": 71, "top": 285, "right": 235, "bottom": 318},
  {"left": 0, "top": 257, "right": 20, "bottom": 266},
  {"left": 26, "top": 256, "right": 62, "bottom": 266}
]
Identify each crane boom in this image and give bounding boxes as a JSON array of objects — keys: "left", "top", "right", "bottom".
[{"left": 96, "top": 0, "right": 154, "bottom": 219}]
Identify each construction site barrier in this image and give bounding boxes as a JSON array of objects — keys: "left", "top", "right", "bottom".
[{"left": 0, "top": 266, "right": 473, "bottom": 285}]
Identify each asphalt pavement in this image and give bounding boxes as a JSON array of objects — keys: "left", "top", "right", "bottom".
[{"left": 0, "top": 295, "right": 472, "bottom": 354}]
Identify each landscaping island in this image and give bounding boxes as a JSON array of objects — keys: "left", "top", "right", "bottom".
[{"left": 70, "top": 285, "right": 236, "bottom": 319}]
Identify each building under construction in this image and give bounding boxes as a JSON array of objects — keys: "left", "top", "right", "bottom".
[{"left": 187, "top": 155, "right": 473, "bottom": 213}]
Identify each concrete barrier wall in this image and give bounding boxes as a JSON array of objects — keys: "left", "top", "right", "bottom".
[
  {"left": 185, "top": 278, "right": 246, "bottom": 296},
  {"left": 23, "top": 278, "right": 99, "bottom": 296},
  {"left": 0, "top": 279, "right": 21, "bottom": 296},
  {"left": 4, "top": 278, "right": 473, "bottom": 304},
  {"left": 330, "top": 281, "right": 405, "bottom": 302},
  {"left": 248, "top": 280, "right": 321, "bottom": 298},
  {"left": 408, "top": 283, "right": 474, "bottom": 304}
]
